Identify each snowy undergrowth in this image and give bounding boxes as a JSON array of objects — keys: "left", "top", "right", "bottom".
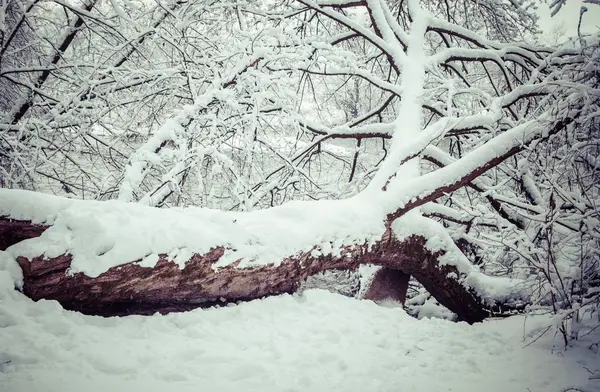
[{"left": 1, "top": 256, "right": 599, "bottom": 392}]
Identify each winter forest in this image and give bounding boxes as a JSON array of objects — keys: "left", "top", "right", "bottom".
[{"left": 0, "top": 0, "right": 599, "bottom": 390}]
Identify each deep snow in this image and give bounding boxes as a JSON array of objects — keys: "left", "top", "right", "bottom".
[{"left": 1, "top": 255, "right": 599, "bottom": 392}]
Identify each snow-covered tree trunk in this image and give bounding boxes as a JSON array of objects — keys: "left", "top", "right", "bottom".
[{"left": 1, "top": 215, "right": 488, "bottom": 323}]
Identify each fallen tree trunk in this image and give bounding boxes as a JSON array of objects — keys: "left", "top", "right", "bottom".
[
  {"left": 0, "top": 219, "right": 48, "bottom": 251},
  {"left": 3, "top": 216, "right": 489, "bottom": 323}
]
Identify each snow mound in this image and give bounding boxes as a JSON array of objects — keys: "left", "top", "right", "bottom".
[{"left": 0, "top": 258, "right": 597, "bottom": 392}]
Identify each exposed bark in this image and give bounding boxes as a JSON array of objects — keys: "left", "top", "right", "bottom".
[
  {"left": 0, "top": 219, "right": 48, "bottom": 251},
  {"left": 364, "top": 268, "right": 410, "bottom": 304},
  {"left": 4, "top": 217, "right": 489, "bottom": 323}
]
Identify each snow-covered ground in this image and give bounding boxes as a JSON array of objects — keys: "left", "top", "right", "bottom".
[{"left": 1, "top": 259, "right": 599, "bottom": 392}]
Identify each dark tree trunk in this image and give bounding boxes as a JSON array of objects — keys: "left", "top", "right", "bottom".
[
  {"left": 3, "top": 217, "right": 489, "bottom": 323},
  {"left": 0, "top": 219, "right": 48, "bottom": 251},
  {"left": 364, "top": 268, "right": 411, "bottom": 304}
]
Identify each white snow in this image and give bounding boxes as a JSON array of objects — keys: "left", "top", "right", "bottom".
[
  {"left": 0, "top": 188, "right": 386, "bottom": 277},
  {"left": 0, "top": 189, "right": 74, "bottom": 225},
  {"left": 0, "top": 255, "right": 598, "bottom": 392},
  {"left": 412, "top": 296, "right": 456, "bottom": 321}
]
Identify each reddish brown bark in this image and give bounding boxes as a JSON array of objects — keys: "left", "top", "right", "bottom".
[
  {"left": 4, "top": 216, "right": 489, "bottom": 323},
  {"left": 0, "top": 218, "right": 49, "bottom": 251},
  {"left": 364, "top": 268, "right": 411, "bottom": 304}
]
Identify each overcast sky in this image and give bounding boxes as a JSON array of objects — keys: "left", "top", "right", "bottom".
[{"left": 536, "top": 0, "right": 600, "bottom": 41}]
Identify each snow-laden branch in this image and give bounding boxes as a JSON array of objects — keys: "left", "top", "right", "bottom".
[
  {"left": 118, "top": 54, "right": 264, "bottom": 204},
  {"left": 297, "top": 0, "right": 407, "bottom": 68},
  {"left": 365, "top": 0, "right": 428, "bottom": 190},
  {"left": 384, "top": 110, "right": 579, "bottom": 221},
  {"left": 4, "top": 0, "right": 99, "bottom": 125}
]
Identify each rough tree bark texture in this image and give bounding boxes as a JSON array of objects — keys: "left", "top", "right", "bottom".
[
  {"left": 2, "top": 217, "right": 489, "bottom": 323},
  {"left": 0, "top": 219, "right": 48, "bottom": 251},
  {"left": 363, "top": 268, "right": 411, "bottom": 304}
]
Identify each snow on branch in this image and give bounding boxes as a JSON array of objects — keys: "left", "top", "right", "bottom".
[{"left": 118, "top": 54, "right": 265, "bottom": 205}]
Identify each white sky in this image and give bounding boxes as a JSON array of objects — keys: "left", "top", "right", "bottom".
[{"left": 536, "top": 0, "right": 600, "bottom": 41}]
